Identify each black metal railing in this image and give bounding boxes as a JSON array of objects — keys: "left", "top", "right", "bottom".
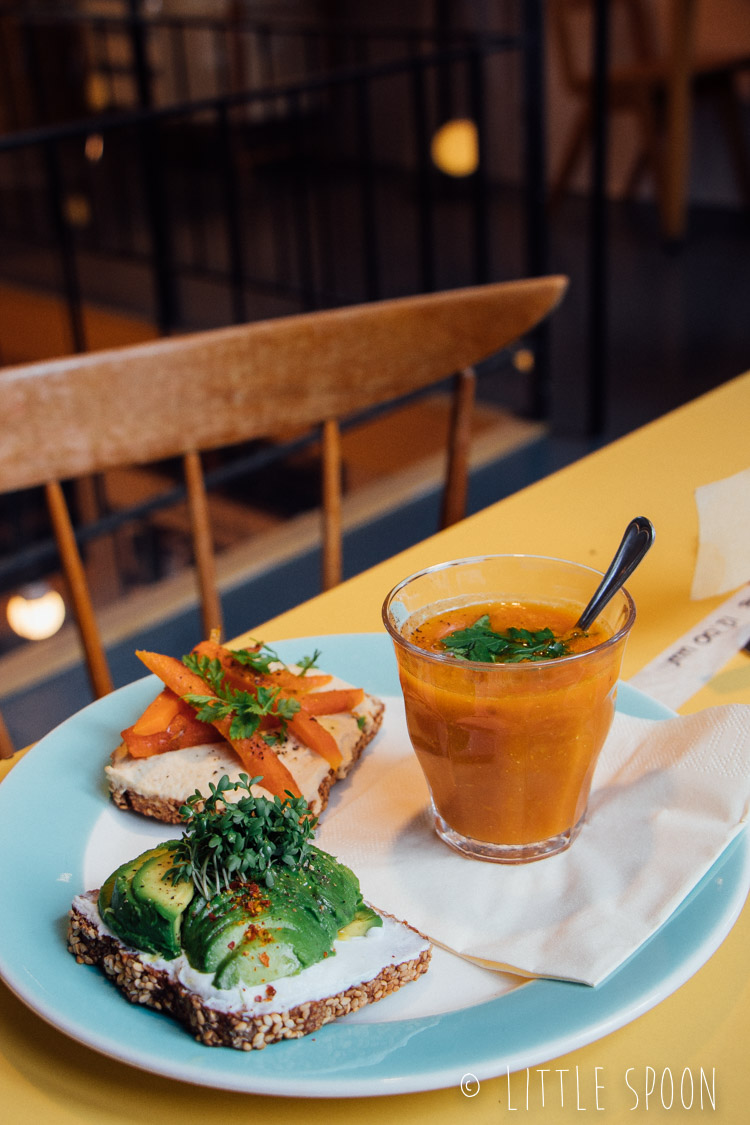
[
  {"left": 0, "top": 31, "right": 547, "bottom": 342},
  {"left": 0, "top": 2, "right": 527, "bottom": 126},
  {"left": 0, "top": 4, "right": 549, "bottom": 626}
]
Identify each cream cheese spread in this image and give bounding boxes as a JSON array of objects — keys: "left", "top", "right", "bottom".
[{"left": 73, "top": 891, "right": 429, "bottom": 1016}]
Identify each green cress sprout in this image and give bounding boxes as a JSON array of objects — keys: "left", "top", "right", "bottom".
[
  {"left": 440, "top": 616, "right": 574, "bottom": 664},
  {"left": 167, "top": 774, "right": 317, "bottom": 897}
]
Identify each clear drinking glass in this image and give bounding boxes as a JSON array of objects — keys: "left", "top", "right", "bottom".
[{"left": 382, "top": 554, "right": 636, "bottom": 863}]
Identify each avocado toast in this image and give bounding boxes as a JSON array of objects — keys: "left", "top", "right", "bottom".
[{"left": 68, "top": 775, "right": 431, "bottom": 1049}]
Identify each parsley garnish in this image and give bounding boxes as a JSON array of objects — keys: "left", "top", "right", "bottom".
[
  {"left": 181, "top": 652, "right": 300, "bottom": 743},
  {"left": 296, "top": 649, "right": 322, "bottom": 676},
  {"left": 167, "top": 773, "right": 317, "bottom": 895},
  {"left": 440, "top": 615, "right": 572, "bottom": 663},
  {"left": 224, "top": 642, "right": 280, "bottom": 675},
  {"left": 208, "top": 641, "right": 322, "bottom": 679}
]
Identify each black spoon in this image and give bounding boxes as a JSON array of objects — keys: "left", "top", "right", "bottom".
[{"left": 576, "top": 517, "right": 655, "bottom": 631}]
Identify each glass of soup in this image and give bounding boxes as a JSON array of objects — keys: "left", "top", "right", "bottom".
[{"left": 382, "top": 554, "right": 636, "bottom": 863}]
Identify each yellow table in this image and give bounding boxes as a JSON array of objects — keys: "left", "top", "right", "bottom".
[{"left": 2, "top": 372, "right": 749, "bottom": 1122}]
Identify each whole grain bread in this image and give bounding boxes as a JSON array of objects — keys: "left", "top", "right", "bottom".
[{"left": 68, "top": 893, "right": 431, "bottom": 1050}]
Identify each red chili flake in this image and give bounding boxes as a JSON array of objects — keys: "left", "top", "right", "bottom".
[
  {"left": 259, "top": 951, "right": 270, "bottom": 967},
  {"left": 227, "top": 941, "right": 235, "bottom": 950},
  {"left": 265, "top": 985, "right": 276, "bottom": 999}
]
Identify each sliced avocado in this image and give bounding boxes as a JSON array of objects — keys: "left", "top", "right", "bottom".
[
  {"left": 132, "top": 850, "right": 194, "bottom": 919},
  {"left": 337, "top": 904, "right": 383, "bottom": 940},
  {"left": 185, "top": 905, "right": 257, "bottom": 973},
  {"left": 102, "top": 843, "right": 184, "bottom": 959},
  {"left": 213, "top": 929, "right": 300, "bottom": 989},
  {"left": 181, "top": 845, "right": 378, "bottom": 989},
  {"left": 98, "top": 870, "right": 117, "bottom": 919},
  {"left": 182, "top": 890, "right": 262, "bottom": 970},
  {"left": 100, "top": 846, "right": 164, "bottom": 930}
]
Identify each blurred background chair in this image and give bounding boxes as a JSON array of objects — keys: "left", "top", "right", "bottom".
[
  {"left": 0, "top": 275, "right": 567, "bottom": 758},
  {"left": 549, "top": 0, "right": 750, "bottom": 237}
]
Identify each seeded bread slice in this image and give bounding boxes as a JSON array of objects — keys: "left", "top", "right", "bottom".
[
  {"left": 68, "top": 892, "right": 431, "bottom": 1050},
  {"left": 106, "top": 692, "right": 384, "bottom": 824}
]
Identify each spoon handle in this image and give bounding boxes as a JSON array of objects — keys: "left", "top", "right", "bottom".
[{"left": 576, "top": 517, "right": 655, "bottom": 631}]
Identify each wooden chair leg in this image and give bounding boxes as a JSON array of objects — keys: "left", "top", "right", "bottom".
[
  {"left": 183, "top": 450, "right": 223, "bottom": 639},
  {"left": 549, "top": 107, "right": 592, "bottom": 210},
  {"left": 659, "top": 0, "right": 697, "bottom": 242},
  {"left": 632, "top": 89, "right": 666, "bottom": 206},
  {"left": 712, "top": 75, "right": 750, "bottom": 209},
  {"left": 45, "top": 480, "right": 113, "bottom": 699},
  {"left": 0, "top": 710, "right": 15, "bottom": 760},
  {"left": 440, "top": 367, "right": 476, "bottom": 529},
  {"left": 321, "top": 418, "right": 343, "bottom": 591}
]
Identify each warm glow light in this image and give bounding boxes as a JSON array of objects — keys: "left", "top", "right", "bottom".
[
  {"left": 6, "top": 585, "right": 66, "bottom": 641},
  {"left": 64, "top": 193, "right": 92, "bottom": 228},
  {"left": 85, "top": 133, "right": 105, "bottom": 163},
  {"left": 513, "top": 347, "right": 535, "bottom": 373},
  {"left": 430, "top": 119, "right": 479, "bottom": 177},
  {"left": 86, "top": 72, "right": 110, "bottom": 112}
]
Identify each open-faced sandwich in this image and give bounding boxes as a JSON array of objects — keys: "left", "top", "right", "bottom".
[
  {"left": 68, "top": 775, "right": 431, "bottom": 1049},
  {"left": 105, "top": 637, "right": 384, "bottom": 823}
]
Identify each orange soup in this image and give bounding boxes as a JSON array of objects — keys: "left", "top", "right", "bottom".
[
  {"left": 406, "top": 600, "right": 610, "bottom": 659},
  {"left": 397, "top": 600, "right": 619, "bottom": 846}
]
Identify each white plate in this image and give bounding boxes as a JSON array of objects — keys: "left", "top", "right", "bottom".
[{"left": 0, "top": 633, "right": 747, "bottom": 1098}]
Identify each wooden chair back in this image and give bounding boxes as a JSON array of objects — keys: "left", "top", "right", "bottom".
[
  {"left": 551, "top": 0, "right": 659, "bottom": 93},
  {"left": 549, "top": 0, "right": 750, "bottom": 233},
  {"left": 0, "top": 276, "right": 568, "bottom": 756}
]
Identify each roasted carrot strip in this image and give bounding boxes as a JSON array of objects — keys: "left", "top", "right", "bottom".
[
  {"left": 300, "top": 688, "right": 364, "bottom": 715},
  {"left": 131, "top": 688, "right": 182, "bottom": 736},
  {"left": 264, "top": 667, "right": 333, "bottom": 694},
  {"left": 122, "top": 719, "right": 213, "bottom": 759},
  {"left": 135, "top": 650, "right": 302, "bottom": 798},
  {"left": 120, "top": 729, "right": 173, "bottom": 758},
  {"left": 287, "top": 712, "right": 342, "bottom": 770},
  {"left": 122, "top": 689, "right": 219, "bottom": 758}
]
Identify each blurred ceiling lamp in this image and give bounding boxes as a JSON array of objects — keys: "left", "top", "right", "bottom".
[
  {"left": 512, "top": 347, "right": 535, "bottom": 373},
  {"left": 86, "top": 72, "right": 110, "bottom": 113},
  {"left": 85, "top": 133, "right": 105, "bottom": 163},
  {"left": 6, "top": 583, "right": 66, "bottom": 641},
  {"left": 64, "top": 193, "right": 92, "bottom": 228},
  {"left": 430, "top": 118, "right": 479, "bottom": 177}
]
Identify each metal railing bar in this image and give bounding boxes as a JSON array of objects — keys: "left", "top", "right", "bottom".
[
  {"left": 0, "top": 41, "right": 520, "bottom": 155},
  {"left": 168, "top": 22, "right": 192, "bottom": 106},
  {"left": 5, "top": 8, "right": 520, "bottom": 50},
  {"left": 42, "top": 138, "right": 86, "bottom": 353},
  {"left": 467, "top": 45, "right": 490, "bottom": 285},
  {"left": 217, "top": 101, "right": 247, "bottom": 325},
  {"left": 409, "top": 44, "right": 435, "bottom": 294},
  {"left": 354, "top": 74, "right": 379, "bottom": 301},
  {"left": 520, "top": 0, "right": 549, "bottom": 420},
  {"left": 287, "top": 89, "right": 318, "bottom": 311}
]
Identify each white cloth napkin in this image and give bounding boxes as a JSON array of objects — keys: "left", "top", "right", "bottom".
[
  {"left": 316, "top": 698, "right": 750, "bottom": 987},
  {"left": 691, "top": 467, "right": 750, "bottom": 600}
]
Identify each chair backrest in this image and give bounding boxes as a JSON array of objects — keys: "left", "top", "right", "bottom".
[
  {"left": 0, "top": 276, "right": 567, "bottom": 756},
  {"left": 551, "top": 0, "right": 660, "bottom": 90}
]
